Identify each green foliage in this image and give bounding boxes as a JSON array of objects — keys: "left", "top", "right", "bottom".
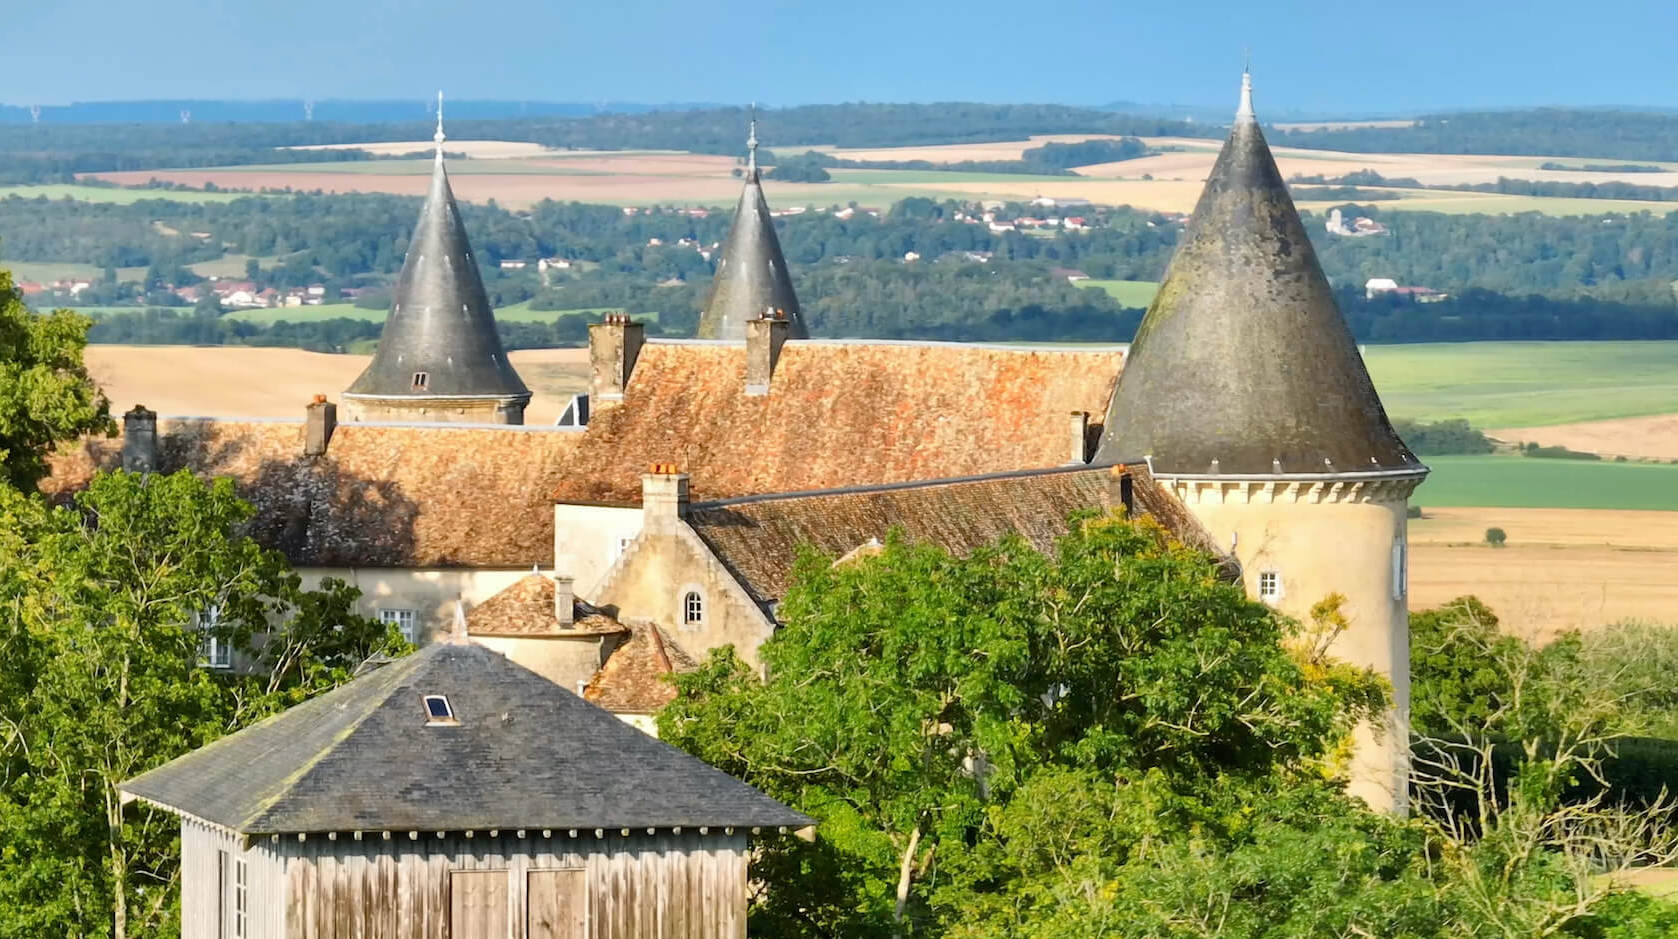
[
  {"left": 0, "top": 470, "right": 407, "bottom": 938},
  {"left": 660, "top": 513, "right": 1388, "bottom": 936},
  {"left": 1391, "top": 418, "right": 1496, "bottom": 455},
  {"left": 1486, "top": 527, "right": 1508, "bottom": 546},
  {"left": 766, "top": 153, "right": 832, "bottom": 183},
  {"left": 1409, "top": 597, "right": 1522, "bottom": 736},
  {"left": 0, "top": 271, "right": 112, "bottom": 491},
  {"left": 1523, "top": 442, "right": 1603, "bottom": 460}
]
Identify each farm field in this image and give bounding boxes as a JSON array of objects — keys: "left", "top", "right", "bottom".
[
  {"left": 1080, "top": 279, "right": 1159, "bottom": 308},
  {"left": 67, "top": 134, "right": 1678, "bottom": 216},
  {"left": 1408, "top": 506, "right": 1678, "bottom": 639},
  {"left": 1360, "top": 341, "right": 1678, "bottom": 428},
  {"left": 220, "top": 301, "right": 648, "bottom": 325},
  {"left": 1416, "top": 456, "right": 1678, "bottom": 510},
  {"left": 1495, "top": 414, "right": 1678, "bottom": 461},
  {"left": 0, "top": 183, "right": 248, "bottom": 204},
  {"left": 82, "top": 345, "right": 590, "bottom": 424}
]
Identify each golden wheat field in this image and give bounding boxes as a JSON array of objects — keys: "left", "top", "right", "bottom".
[
  {"left": 1489, "top": 415, "right": 1678, "bottom": 461},
  {"left": 1409, "top": 507, "right": 1678, "bottom": 640},
  {"left": 83, "top": 345, "right": 591, "bottom": 424}
]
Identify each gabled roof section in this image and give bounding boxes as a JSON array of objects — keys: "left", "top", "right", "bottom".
[
  {"left": 549, "top": 341, "right": 1125, "bottom": 505},
  {"left": 44, "top": 419, "right": 576, "bottom": 567},
  {"left": 466, "top": 573, "right": 627, "bottom": 637},
  {"left": 584, "top": 624, "right": 698, "bottom": 714},
  {"left": 1093, "top": 73, "right": 1419, "bottom": 476},
  {"left": 697, "top": 115, "right": 805, "bottom": 341},
  {"left": 685, "top": 463, "right": 1222, "bottom": 605},
  {"left": 120, "top": 642, "right": 809, "bottom": 834},
  {"left": 346, "top": 119, "right": 529, "bottom": 403}
]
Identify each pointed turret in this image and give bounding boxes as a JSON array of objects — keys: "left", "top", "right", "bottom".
[
  {"left": 343, "top": 93, "right": 531, "bottom": 424},
  {"left": 696, "top": 108, "right": 806, "bottom": 341},
  {"left": 1093, "top": 72, "right": 1416, "bottom": 475}
]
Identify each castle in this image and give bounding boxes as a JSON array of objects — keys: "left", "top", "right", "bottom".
[{"left": 45, "top": 73, "right": 1425, "bottom": 811}]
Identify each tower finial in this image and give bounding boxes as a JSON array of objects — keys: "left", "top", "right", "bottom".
[
  {"left": 1236, "top": 65, "right": 1255, "bottom": 124},
  {"left": 434, "top": 90, "right": 446, "bottom": 153},
  {"left": 746, "top": 103, "right": 759, "bottom": 179}
]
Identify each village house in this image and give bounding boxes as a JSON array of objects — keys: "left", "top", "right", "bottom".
[{"left": 120, "top": 636, "right": 808, "bottom": 939}]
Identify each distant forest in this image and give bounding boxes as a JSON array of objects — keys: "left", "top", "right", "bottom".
[
  {"left": 10, "top": 188, "right": 1678, "bottom": 347},
  {"left": 9, "top": 103, "right": 1678, "bottom": 184}
]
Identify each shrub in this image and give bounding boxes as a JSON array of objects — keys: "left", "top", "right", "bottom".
[
  {"left": 1391, "top": 418, "right": 1495, "bottom": 455},
  {"left": 1406, "top": 505, "right": 1423, "bottom": 519},
  {"left": 1522, "top": 444, "right": 1601, "bottom": 461},
  {"left": 1485, "top": 527, "right": 1507, "bottom": 546}
]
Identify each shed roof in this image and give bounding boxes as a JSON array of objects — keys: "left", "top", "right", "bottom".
[{"left": 120, "top": 642, "right": 809, "bottom": 834}]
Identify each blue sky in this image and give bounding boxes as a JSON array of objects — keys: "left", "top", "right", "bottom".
[{"left": 5, "top": 0, "right": 1677, "bottom": 113}]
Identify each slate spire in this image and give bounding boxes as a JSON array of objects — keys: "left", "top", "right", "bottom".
[
  {"left": 1092, "top": 71, "right": 1418, "bottom": 475},
  {"left": 696, "top": 107, "right": 806, "bottom": 341},
  {"left": 344, "top": 92, "right": 530, "bottom": 417}
]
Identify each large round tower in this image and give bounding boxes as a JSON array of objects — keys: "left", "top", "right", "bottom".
[
  {"left": 1093, "top": 73, "right": 1427, "bottom": 812},
  {"left": 342, "top": 95, "right": 531, "bottom": 424}
]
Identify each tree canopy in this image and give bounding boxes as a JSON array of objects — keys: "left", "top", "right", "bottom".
[{"left": 0, "top": 270, "right": 111, "bottom": 489}]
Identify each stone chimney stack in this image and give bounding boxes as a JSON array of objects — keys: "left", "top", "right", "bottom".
[
  {"left": 641, "top": 463, "right": 690, "bottom": 535},
  {"left": 304, "top": 395, "right": 337, "bottom": 457},
  {"left": 589, "top": 312, "right": 645, "bottom": 410},
  {"left": 1108, "top": 465, "right": 1135, "bottom": 516},
  {"left": 745, "top": 308, "right": 790, "bottom": 396},
  {"left": 121, "top": 405, "right": 158, "bottom": 474},
  {"left": 1068, "top": 411, "right": 1090, "bottom": 464},
  {"left": 553, "top": 572, "right": 576, "bottom": 628}
]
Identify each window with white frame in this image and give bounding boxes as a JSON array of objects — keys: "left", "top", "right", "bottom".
[
  {"left": 378, "top": 608, "right": 418, "bottom": 643},
  {"left": 682, "top": 591, "right": 704, "bottom": 628},
  {"left": 233, "top": 857, "right": 248, "bottom": 938},
  {"left": 608, "top": 535, "right": 635, "bottom": 566},
  {"left": 196, "top": 604, "right": 231, "bottom": 669},
  {"left": 1257, "top": 571, "right": 1281, "bottom": 604},
  {"left": 1392, "top": 541, "right": 1408, "bottom": 600}
]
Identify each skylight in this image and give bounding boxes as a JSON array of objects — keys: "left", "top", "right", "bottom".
[{"left": 423, "top": 694, "right": 458, "bottom": 725}]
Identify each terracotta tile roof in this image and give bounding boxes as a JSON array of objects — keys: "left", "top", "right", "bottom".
[
  {"left": 684, "top": 463, "right": 1222, "bottom": 604},
  {"left": 43, "top": 419, "right": 580, "bottom": 568},
  {"left": 550, "top": 340, "right": 1124, "bottom": 505},
  {"left": 466, "top": 573, "right": 628, "bottom": 637},
  {"left": 584, "top": 624, "right": 699, "bottom": 714}
]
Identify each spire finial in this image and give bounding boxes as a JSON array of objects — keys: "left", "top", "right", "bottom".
[
  {"left": 746, "top": 103, "right": 759, "bottom": 178},
  {"left": 434, "top": 90, "right": 446, "bottom": 152},
  {"left": 1236, "top": 64, "right": 1255, "bottom": 124}
]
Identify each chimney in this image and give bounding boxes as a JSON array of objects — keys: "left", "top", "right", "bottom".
[
  {"left": 1108, "top": 465, "right": 1135, "bottom": 517},
  {"left": 553, "top": 572, "right": 576, "bottom": 628},
  {"left": 745, "top": 309, "right": 790, "bottom": 396},
  {"left": 641, "top": 463, "right": 690, "bottom": 534},
  {"left": 1068, "top": 411, "right": 1090, "bottom": 464},
  {"left": 121, "top": 405, "right": 158, "bottom": 474},
  {"left": 304, "top": 395, "right": 337, "bottom": 457},
  {"left": 588, "top": 312, "right": 645, "bottom": 410}
]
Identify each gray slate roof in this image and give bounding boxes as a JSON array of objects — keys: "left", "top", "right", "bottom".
[
  {"left": 121, "top": 642, "right": 809, "bottom": 835},
  {"left": 345, "top": 152, "right": 530, "bottom": 402},
  {"left": 1093, "top": 75, "right": 1421, "bottom": 477},
  {"left": 696, "top": 167, "right": 806, "bottom": 341}
]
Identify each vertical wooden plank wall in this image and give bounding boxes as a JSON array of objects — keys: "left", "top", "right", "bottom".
[{"left": 275, "top": 830, "right": 749, "bottom": 938}]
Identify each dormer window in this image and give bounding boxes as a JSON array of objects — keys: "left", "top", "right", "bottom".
[
  {"left": 412, "top": 371, "right": 429, "bottom": 391},
  {"left": 423, "top": 694, "right": 458, "bottom": 725}
]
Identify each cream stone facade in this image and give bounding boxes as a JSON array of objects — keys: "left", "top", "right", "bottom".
[
  {"left": 296, "top": 567, "right": 529, "bottom": 643},
  {"left": 1159, "top": 471, "right": 1424, "bottom": 812},
  {"left": 339, "top": 395, "right": 527, "bottom": 425},
  {"left": 470, "top": 631, "right": 620, "bottom": 695},
  {"left": 552, "top": 503, "right": 646, "bottom": 595}
]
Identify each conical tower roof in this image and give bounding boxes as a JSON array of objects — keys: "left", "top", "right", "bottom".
[
  {"left": 1093, "top": 73, "right": 1418, "bottom": 476},
  {"left": 697, "top": 111, "right": 806, "bottom": 341},
  {"left": 346, "top": 99, "right": 528, "bottom": 404}
]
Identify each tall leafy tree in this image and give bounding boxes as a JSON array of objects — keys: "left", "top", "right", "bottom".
[
  {"left": 0, "top": 268, "right": 112, "bottom": 491},
  {"left": 0, "top": 470, "right": 406, "bottom": 939}
]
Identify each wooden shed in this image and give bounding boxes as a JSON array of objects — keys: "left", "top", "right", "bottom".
[{"left": 120, "top": 641, "right": 809, "bottom": 938}]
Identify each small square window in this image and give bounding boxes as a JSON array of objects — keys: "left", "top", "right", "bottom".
[
  {"left": 423, "top": 694, "right": 457, "bottom": 725},
  {"left": 1257, "top": 571, "right": 1281, "bottom": 604},
  {"left": 378, "top": 608, "right": 417, "bottom": 643},
  {"left": 411, "top": 371, "right": 429, "bottom": 391}
]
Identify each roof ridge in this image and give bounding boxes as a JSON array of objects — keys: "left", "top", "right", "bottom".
[{"left": 689, "top": 462, "right": 1125, "bottom": 510}]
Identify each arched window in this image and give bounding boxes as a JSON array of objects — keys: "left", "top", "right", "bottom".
[{"left": 683, "top": 591, "right": 704, "bottom": 627}]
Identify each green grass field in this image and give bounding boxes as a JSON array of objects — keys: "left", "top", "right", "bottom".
[
  {"left": 1362, "top": 341, "right": 1678, "bottom": 427},
  {"left": 1416, "top": 456, "right": 1678, "bottom": 510},
  {"left": 0, "top": 184, "right": 248, "bottom": 205},
  {"left": 196, "top": 159, "right": 610, "bottom": 177},
  {"left": 220, "top": 301, "right": 649, "bottom": 325},
  {"left": 1080, "top": 279, "right": 1158, "bottom": 308}
]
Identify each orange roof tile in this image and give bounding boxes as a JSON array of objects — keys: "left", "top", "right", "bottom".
[
  {"left": 466, "top": 573, "right": 627, "bottom": 637},
  {"left": 583, "top": 624, "right": 698, "bottom": 714},
  {"left": 550, "top": 340, "right": 1124, "bottom": 505}
]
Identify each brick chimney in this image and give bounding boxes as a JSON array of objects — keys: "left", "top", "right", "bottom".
[
  {"left": 641, "top": 463, "right": 690, "bottom": 534},
  {"left": 1108, "top": 465, "right": 1135, "bottom": 517},
  {"left": 1068, "top": 411, "right": 1090, "bottom": 464},
  {"left": 553, "top": 572, "right": 576, "bottom": 628},
  {"left": 305, "top": 395, "right": 337, "bottom": 457},
  {"left": 745, "top": 308, "right": 790, "bottom": 397},
  {"left": 589, "top": 312, "right": 645, "bottom": 410},
  {"left": 121, "top": 405, "right": 158, "bottom": 474}
]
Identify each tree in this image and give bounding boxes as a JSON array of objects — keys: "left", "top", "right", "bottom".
[
  {"left": 0, "top": 470, "right": 406, "bottom": 939},
  {"left": 660, "top": 513, "right": 1389, "bottom": 936},
  {"left": 1486, "top": 526, "right": 1509, "bottom": 547},
  {"left": 0, "top": 269, "right": 112, "bottom": 491}
]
